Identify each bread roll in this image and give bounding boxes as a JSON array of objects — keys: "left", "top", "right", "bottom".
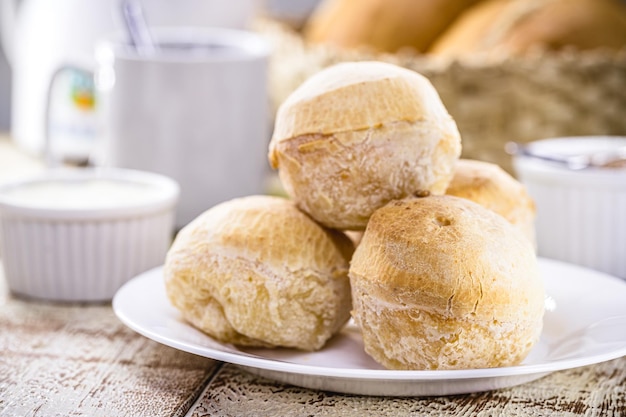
[
  {"left": 164, "top": 195, "right": 354, "bottom": 351},
  {"left": 430, "top": 0, "right": 626, "bottom": 58},
  {"left": 446, "top": 159, "right": 536, "bottom": 245},
  {"left": 268, "top": 61, "right": 462, "bottom": 230},
  {"left": 303, "top": 0, "right": 483, "bottom": 53},
  {"left": 349, "top": 195, "right": 544, "bottom": 370}
]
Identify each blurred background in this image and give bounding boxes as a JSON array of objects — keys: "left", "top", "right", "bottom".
[
  {"left": 0, "top": 0, "right": 321, "bottom": 134},
  {"left": 0, "top": 0, "right": 625, "bottom": 170},
  {"left": 0, "top": 41, "right": 9, "bottom": 130}
]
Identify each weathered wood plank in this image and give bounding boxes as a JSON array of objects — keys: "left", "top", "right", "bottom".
[
  {"left": 0, "top": 284, "right": 219, "bottom": 417},
  {"left": 188, "top": 359, "right": 626, "bottom": 417}
]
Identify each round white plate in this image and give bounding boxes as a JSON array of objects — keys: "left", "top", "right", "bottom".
[{"left": 113, "top": 258, "right": 626, "bottom": 396}]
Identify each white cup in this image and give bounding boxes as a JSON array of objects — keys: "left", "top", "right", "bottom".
[
  {"left": 94, "top": 27, "right": 270, "bottom": 228},
  {"left": 513, "top": 136, "right": 626, "bottom": 280}
]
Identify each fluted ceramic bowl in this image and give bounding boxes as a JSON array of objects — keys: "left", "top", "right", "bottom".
[
  {"left": 512, "top": 136, "right": 626, "bottom": 280},
  {"left": 0, "top": 167, "right": 179, "bottom": 301}
]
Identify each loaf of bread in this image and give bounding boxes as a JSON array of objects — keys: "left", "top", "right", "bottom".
[
  {"left": 349, "top": 195, "right": 544, "bottom": 370},
  {"left": 430, "top": 0, "right": 626, "bottom": 58},
  {"left": 446, "top": 159, "right": 536, "bottom": 245},
  {"left": 303, "top": 0, "right": 483, "bottom": 53},
  {"left": 164, "top": 195, "right": 354, "bottom": 351},
  {"left": 268, "top": 61, "right": 462, "bottom": 230}
]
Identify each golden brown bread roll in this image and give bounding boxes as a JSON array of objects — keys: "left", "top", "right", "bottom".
[
  {"left": 268, "top": 61, "right": 462, "bottom": 230},
  {"left": 164, "top": 195, "right": 354, "bottom": 351},
  {"left": 430, "top": 0, "right": 626, "bottom": 58},
  {"left": 446, "top": 159, "right": 536, "bottom": 245},
  {"left": 349, "top": 195, "right": 544, "bottom": 370},
  {"left": 303, "top": 0, "right": 484, "bottom": 53}
]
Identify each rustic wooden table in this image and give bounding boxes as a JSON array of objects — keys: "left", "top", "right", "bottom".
[{"left": 0, "top": 135, "right": 625, "bottom": 416}]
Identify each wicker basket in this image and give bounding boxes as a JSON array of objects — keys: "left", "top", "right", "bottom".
[{"left": 256, "top": 18, "right": 626, "bottom": 173}]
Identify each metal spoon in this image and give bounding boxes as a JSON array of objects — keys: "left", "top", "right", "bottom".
[
  {"left": 505, "top": 141, "right": 626, "bottom": 170},
  {"left": 121, "top": 0, "right": 157, "bottom": 56}
]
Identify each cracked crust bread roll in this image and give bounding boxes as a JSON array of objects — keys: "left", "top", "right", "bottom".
[
  {"left": 349, "top": 195, "right": 544, "bottom": 370},
  {"left": 164, "top": 195, "right": 354, "bottom": 351},
  {"left": 268, "top": 61, "right": 462, "bottom": 230},
  {"left": 446, "top": 159, "right": 536, "bottom": 246}
]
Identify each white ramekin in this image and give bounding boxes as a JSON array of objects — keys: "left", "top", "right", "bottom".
[
  {"left": 0, "top": 168, "right": 179, "bottom": 301},
  {"left": 513, "top": 136, "right": 626, "bottom": 280}
]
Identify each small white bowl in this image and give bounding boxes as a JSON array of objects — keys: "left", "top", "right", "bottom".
[
  {"left": 0, "top": 167, "right": 179, "bottom": 301},
  {"left": 513, "top": 136, "right": 626, "bottom": 279}
]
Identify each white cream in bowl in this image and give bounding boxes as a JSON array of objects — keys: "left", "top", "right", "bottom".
[
  {"left": 0, "top": 179, "right": 164, "bottom": 209},
  {"left": 513, "top": 136, "right": 626, "bottom": 279},
  {"left": 0, "top": 168, "right": 180, "bottom": 301}
]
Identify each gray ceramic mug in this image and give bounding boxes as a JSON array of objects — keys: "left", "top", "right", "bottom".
[{"left": 95, "top": 27, "right": 270, "bottom": 228}]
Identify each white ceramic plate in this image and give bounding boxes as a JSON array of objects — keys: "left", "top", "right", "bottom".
[{"left": 113, "top": 258, "right": 626, "bottom": 396}]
